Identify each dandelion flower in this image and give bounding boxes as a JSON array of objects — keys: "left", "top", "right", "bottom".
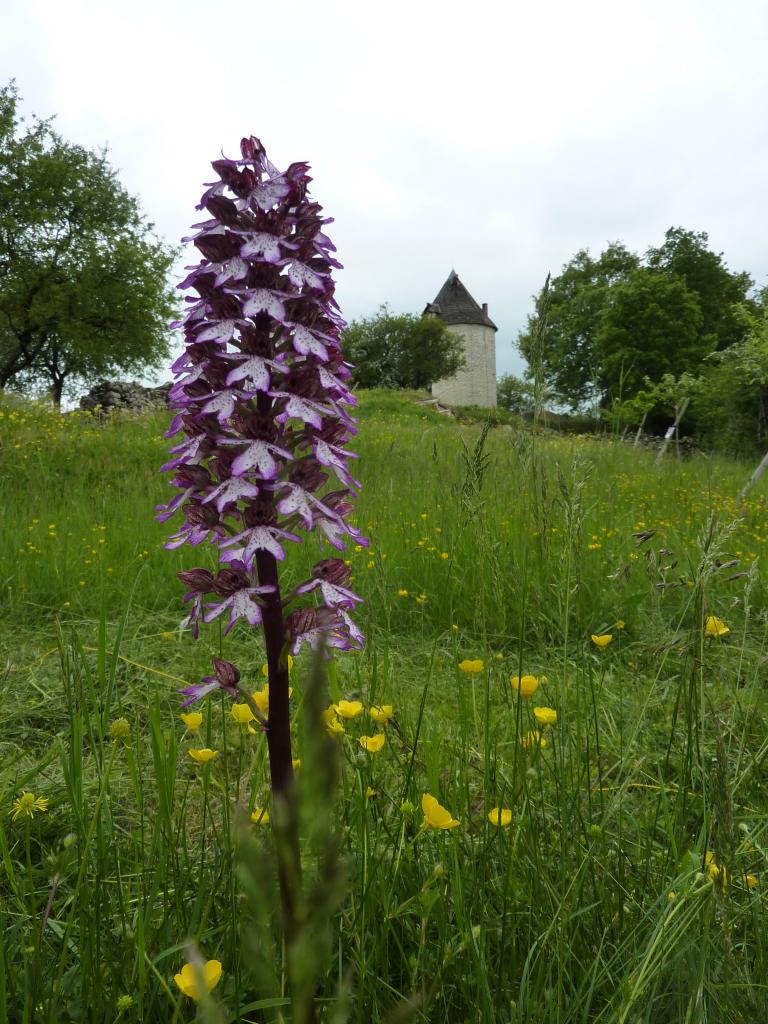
[
  {"left": 231, "top": 703, "right": 255, "bottom": 725},
  {"left": 369, "top": 704, "right": 393, "bottom": 725},
  {"left": 510, "top": 674, "right": 539, "bottom": 697},
  {"left": 591, "top": 634, "right": 613, "bottom": 649},
  {"left": 488, "top": 807, "right": 512, "bottom": 827},
  {"left": 359, "top": 734, "right": 386, "bottom": 754},
  {"left": 10, "top": 792, "right": 49, "bottom": 823},
  {"left": 180, "top": 711, "right": 204, "bottom": 732},
  {"left": 336, "top": 699, "right": 363, "bottom": 719},
  {"left": 705, "top": 616, "right": 729, "bottom": 638},
  {"left": 458, "top": 659, "right": 484, "bottom": 675},
  {"left": 421, "top": 793, "right": 460, "bottom": 830},
  {"left": 173, "top": 960, "right": 222, "bottom": 1001},
  {"left": 188, "top": 748, "right": 217, "bottom": 764},
  {"left": 533, "top": 707, "right": 557, "bottom": 726},
  {"left": 250, "top": 808, "right": 269, "bottom": 825}
]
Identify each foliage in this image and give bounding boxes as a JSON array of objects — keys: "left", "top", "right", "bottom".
[
  {"left": 342, "top": 306, "right": 465, "bottom": 390},
  {"left": 519, "top": 229, "right": 754, "bottom": 411},
  {"left": 692, "top": 293, "right": 768, "bottom": 453},
  {"left": 647, "top": 227, "right": 754, "bottom": 353},
  {"left": 605, "top": 371, "right": 704, "bottom": 433},
  {"left": 0, "top": 82, "right": 177, "bottom": 404},
  {"left": 517, "top": 242, "right": 639, "bottom": 408},
  {"left": 3, "top": 393, "right": 768, "bottom": 1021},
  {"left": 496, "top": 372, "right": 535, "bottom": 414},
  {"left": 595, "top": 268, "right": 705, "bottom": 397}
]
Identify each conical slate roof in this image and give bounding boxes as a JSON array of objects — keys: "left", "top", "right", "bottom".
[{"left": 424, "top": 271, "right": 497, "bottom": 330}]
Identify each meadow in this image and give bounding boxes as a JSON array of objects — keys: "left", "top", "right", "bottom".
[{"left": 2, "top": 390, "right": 768, "bottom": 1023}]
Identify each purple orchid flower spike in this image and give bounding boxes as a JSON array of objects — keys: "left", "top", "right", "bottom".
[{"left": 160, "top": 134, "right": 366, "bottom": 824}]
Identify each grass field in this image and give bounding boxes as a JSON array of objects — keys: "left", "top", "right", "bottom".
[{"left": 2, "top": 390, "right": 768, "bottom": 1023}]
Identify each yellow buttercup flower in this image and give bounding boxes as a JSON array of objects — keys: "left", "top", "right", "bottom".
[
  {"left": 231, "top": 703, "right": 255, "bottom": 725},
  {"left": 336, "top": 699, "right": 363, "bottom": 719},
  {"left": 292, "top": 758, "right": 301, "bottom": 771},
  {"left": 250, "top": 807, "right": 269, "bottom": 825},
  {"left": 369, "top": 704, "right": 393, "bottom": 725},
  {"left": 173, "top": 959, "right": 222, "bottom": 1001},
  {"left": 252, "top": 686, "right": 269, "bottom": 714},
  {"left": 458, "top": 659, "right": 484, "bottom": 675},
  {"left": 10, "top": 792, "right": 49, "bottom": 823},
  {"left": 510, "top": 674, "right": 539, "bottom": 697},
  {"left": 398, "top": 589, "right": 409, "bottom": 597},
  {"left": 520, "top": 730, "right": 548, "bottom": 749},
  {"left": 488, "top": 807, "right": 512, "bottom": 827},
  {"left": 591, "top": 634, "right": 613, "bottom": 649},
  {"left": 251, "top": 683, "right": 293, "bottom": 716},
  {"left": 705, "top": 850, "right": 730, "bottom": 889},
  {"left": 615, "top": 620, "right": 625, "bottom": 630},
  {"left": 744, "top": 873, "right": 758, "bottom": 889},
  {"left": 533, "top": 706, "right": 557, "bottom": 726},
  {"left": 180, "top": 711, "right": 203, "bottom": 732},
  {"left": 421, "top": 793, "right": 460, "bottom": 830},
  {"left": 261, "top": 654, "right": 294, "bottom": 677},
  {"left": 705, "top": 616, "right": 730, "bottom": 638},
  {"left": 188, "top": 748, "right": 217, "bottom": 764},
  {"left": 359, "top": 734, "right": 386, "bottom": 754},
  {"left": 322, "top": 705, "right": 345, "bottom": 736}
]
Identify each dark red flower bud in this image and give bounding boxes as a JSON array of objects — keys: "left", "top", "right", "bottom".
[
  {"left": 213, "top": 568, "right": 251, "bottom": 595},
  {"left": 312, "top": 558, "right": 351, "bottom": 585},
  {"left": 178, "top": 568, "right": 215, "bottom": 592}
]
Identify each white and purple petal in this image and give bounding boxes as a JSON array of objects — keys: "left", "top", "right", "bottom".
[
  {"left": 242, "top": 289, "right": 287, "bottom": 322},
  {"left": 202, "top": 477, "right": 261, "bottom": 512}
]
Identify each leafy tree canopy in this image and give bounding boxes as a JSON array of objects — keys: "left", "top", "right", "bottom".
[
  {"left": 0, "top": 82, "right": 177, "bottom": 404},
  {"left": 517, "top": 242, "right": 639, "bottom": 408},
  {"left": 518, "top": 228, "right": 754, "bottom": 410},
  {"left": 342, "top": 306, "right": 465, "bottom": 391},
  {"left": 496, "top": 373, "right": 535, "bottom": 415}
]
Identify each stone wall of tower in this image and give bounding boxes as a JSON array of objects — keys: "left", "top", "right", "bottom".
[{"left": 432, "top": 323, "right": 497, "bottom": 408}]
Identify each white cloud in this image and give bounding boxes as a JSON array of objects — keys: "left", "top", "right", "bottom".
[{"left": 3, "top": 0, "right": 767, "bottom": 381}]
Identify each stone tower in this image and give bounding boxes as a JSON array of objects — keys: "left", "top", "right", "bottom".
[{"left": 423, "top": 271, "right": 497, "bottom": 408}]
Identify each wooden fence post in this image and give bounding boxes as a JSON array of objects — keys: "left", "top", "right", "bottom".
[
  {"left": 655, "top": 398, "right": 690, "bottom": 466},
  {"left": 739, "top": 449, "right": 768, "bottom": 502}
]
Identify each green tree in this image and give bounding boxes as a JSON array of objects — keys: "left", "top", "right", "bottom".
[
  {"left": 342, "top": 306, "right": 465, "bottom": 390},
  {"left": 692, "top": 291, "right": 768, "bottom": 452},
  {"left": 517, "top": 242, "right": 639, "bottom": 409},
  {"left": 0, "top": 83, "right": 177, "bottom": 405},
  {"left": 595, "top": 268, "right": 705, "bottom": 401},
  {"left": 646, "top": 227, "right": 753, "bottom": 353},
  {"left": 496, "top": 373, "right": 535, "bottom": 415},
  {"left": 519, "top": 231, "right": 754, "bottom": 411}
]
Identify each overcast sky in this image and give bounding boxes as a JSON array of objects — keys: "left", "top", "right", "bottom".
[{"left": 3, "top": 0, "right": 768, "bottom": 381}]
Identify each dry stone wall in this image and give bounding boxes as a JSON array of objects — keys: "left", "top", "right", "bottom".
[{"left": 79, "top": 380, "right": 171, "bottom": 414}]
